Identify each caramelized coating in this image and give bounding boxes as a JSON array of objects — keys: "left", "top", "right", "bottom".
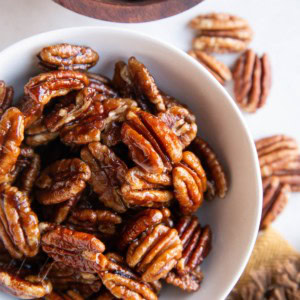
[
  {"left": 122, "top": 110, "right": 182, "bottom": 174},
  {"left": 190, "top": 137, "right": 228, "bottom": 199},
  {"left": 36, "top": 158, "right": 91, "bottom": 205},
  {"left": 112, "top": 61, "right": 134, "bottom": 98},
  {"left": 126, "top": 224, "right": 182, "bottom": 282},
  {"left": 173, "top": 151, "right": 207, "bottom": 214},
  {"left": 0, "top": 185, "right": 40, "bottom": 258},
  {"left": 0, "top": 81, "right": 13, "bottom": 116},
  {"left": 38, "top": 43, "right": 99, "bottom": 70},
  {"left": 0, "top": 108, "right": 24, "bottom": 184},
  {"left": 101, "top": 121, "right": 122, "bottom": 147},
  {"left": 87, "top": 72, "right": 118, "bottom": 98},
  {"left": 81, "top": 142, "right": 128, "bottom": 213},
  {"left": 176, "top": 216, "right": 212, "bottom": 275}
]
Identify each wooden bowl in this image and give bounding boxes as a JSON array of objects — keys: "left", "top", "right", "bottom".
[{"left": 53, "top": 0, "right": 204, "bottom": 23}]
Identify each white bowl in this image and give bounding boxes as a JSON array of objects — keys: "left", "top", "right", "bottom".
[{"left": 0, "top": 27, "right": 262, "bottom": 300}]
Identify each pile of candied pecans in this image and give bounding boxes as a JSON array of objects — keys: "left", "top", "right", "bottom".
[{"left": 0, "top": 43, "right": 228, "bottom": 299}]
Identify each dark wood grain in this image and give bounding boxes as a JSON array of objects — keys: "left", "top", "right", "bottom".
[{"left": 53, "top": 0, "right": 204, "bottom": 23}]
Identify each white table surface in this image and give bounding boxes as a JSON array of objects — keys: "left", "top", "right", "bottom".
[{"left": 0, "top": 0, "right": 299, "bottom": 253}]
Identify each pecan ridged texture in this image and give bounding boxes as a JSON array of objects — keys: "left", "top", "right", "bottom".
[
  {"left": 190, "top": 137, "right": 228, "bottom": 200},
  {"left": 112, "top": 61, "right": 134, "bottom": 98},
  {"left": 126, "top": 224, "right": 182, "bottom": 282},
  {"left": 81, "top": 142, "right": 128, "bottom": 213},
  {"left": 190, "top": 13, "right": 253, "bottom": 53},
  {"left": 188, "top": 50, "right": 232, "bottom": 85},
  {"left": 36, "top": 158, "right": 91, "bottom": 205},
  {"left": 173, "top": 151, "right": 207, "bottom": 214},
  {"left": 122, "top": 110, "right": 182, "bottom": 174},
  {"left": 233, "top": 49, "right": 272, "bottom": 112},
  {"left": 0, "top": 81, "right": 13, "bottom": 117},
  {"left": 38, "top": 43, "right": 99, "bottom": 70}
]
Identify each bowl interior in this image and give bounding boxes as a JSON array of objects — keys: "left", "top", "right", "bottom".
[{"left": 0, "top": 27, "right": 262, "bottom": 299}]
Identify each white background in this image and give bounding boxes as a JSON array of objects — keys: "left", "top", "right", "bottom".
[{"left": 0, "top": 0, "right": 299, "bottom": 251}]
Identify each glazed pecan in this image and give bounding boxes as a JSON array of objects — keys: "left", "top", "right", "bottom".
[
  {"left": 260, "top": 177, "right": 290, "bottom": 230},
  {"left": 112, "top": 61, "right": 134, "bottom": 98},
  {"left": 255, "top": 135, "right": 299, "bottom": 177},
  {"left": 0, "top": 185, "right": 40, "bottom": 259},
  {"left": 121, "top": 167, "right": 173, "bottom": 208},
  {"left": 190, "top": 137, "right": 228, "bottom": 200},
  {"left": 188, "top": 50, "right": 232, "bottom": 85},
  {"left": 0, "top": 108, "right": 24, "bottom": 184},
  {"left": 0, "top": 271, "right": 52, "bottom": 299},
  {"left": 176, "top": 216, "right": 212, "bottom": 275},
  {"left": 0, "top": 81, "right": 13, "bottom": 116},
  {"left": 173, "top": 151, "right": 207, "bottom": 214},
  {"left": 81, "top": 142, "right": 128, "bottom": 213},
  {"left": 233, "top": 49, "right": 272, "bottom": 112},
  {"left": 158, "top": 105, "right": 197, "bottom": 148},
  {"left": 101, "top": 121, "right": 122, "bottom": 147},
  {"left": 36, "top": 158, "right": 91, "bottom": 205},
  {"left": 38, "top": 43, "right": 99, "bottom": 70},
  {"left": 190, "top": 13, "right": 253, "bottom": 53},
  {"left": 118, "top": 208, "right": 171, "bottom": 250},
  {"left": 126, "top": 224, "right": 182, "bottom": 282},
  {"left": 45, "top": 290, "right": 84, "bottom": 300},
  {"left": 121, "top": 110, "right": 182, "bottom": 174}
]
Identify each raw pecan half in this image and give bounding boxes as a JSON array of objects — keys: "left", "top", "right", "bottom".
[
  {"left": 0, "top": 81, "right": 13, "bottom": 117},
  {"left": 188, "top": 50, "right": 232, "bottom": 85},
  {"left": 81, "top": 142, "right": 128, "bottom": 213},
  {"left": 176, "top": 215, "right": 212, "bottom": 275},
  {"left": 0, "top": 185, "right": 40, "bottom": 258},
  {"left": 190, "top": 137, "right": 228, "bottom": 200},
  {"left": 38, "top": 43, "right": 99, "bottom": 70},
  {"left": 173, "top": 151, "right": 207, "bottom": 214},
  {"left": 190, "top": 13, "right": 253, "bottom": 53},
  {"left": 260, "top": 177, "right": 290, "bottom": 230},
  {"left": 233, "top": 49, "right": 272, "bottom": 112},
  {"left": 121, "top": 167, "right": 173, "bottom": 208},
  {"left": 36, "top": 158, "right": 91, "bottom": 205},
  {"left": 126, "top": 224, "right": 182, "bottom": 282},
  {"left": 122, "top": 110, "right": 182, "bottom": 174}
]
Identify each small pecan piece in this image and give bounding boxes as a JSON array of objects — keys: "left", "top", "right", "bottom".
[
  {"left": 0, "top": 108, "right": 24, "bottom": 184},
  {"left": 190, "top": 137, "right": 228, "bottom": 200},
  {"left": 190, "top": 13, "right": 253, "bottom": 53},
  {"left": 233, "top": 49, "right": 272, "bottom": 112},
  {"left": 122, "top": 110, "right": 182, "bottom": 174},
  {"left": 101, "top": 121, "right": 122, "bottom": 147},
  {"left": 0, "top": 81, "right": 13, "bottom": 117},
  {"left": 126, "top": 224, "right": 182, "bottom": 282},
  {"left": 173, "top": 151, "right": 207, "bottom": 214},
  {"left": 38, "top": 43, "right": 99, "bottom": 70},
  {"left": 121, "top": 167, "right": 173, "bottom": 208},
  {"left": 36, "top": 158, "right": 91, "bottom": 205},
  {"left": 45, "top": 290, "right": 84, "bottom": 300},
  {"left": 188, "top": 50, "right": 232, "bottom": 85},
  {"left": 176, "top": 216, "right": 212, "bottom": 275},
  {"left": 81, "top": 142, "right": 128, "bottom": 213},
  {"left": 0, "top": 185, "right": 40, "bottom": 258},
  {"left": 260, "top": 177, "right": 290, "bottom": 230},
  {"left": 158, "top": 105, "right": 197, "bottom": 148}
]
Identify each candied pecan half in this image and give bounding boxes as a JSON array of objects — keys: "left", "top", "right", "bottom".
[
  {"left": 158, "top": 105, "right": 197, "bottom": 148},
  {"left": 122, "top": 110, "right": 182, "bottom": 174},
  {"left": 128, "top": 57, "right": 166, "bottom": 113},
  {"left": 121, "top": 167, "right": 173, "bottom": 208},
  {"left": 126, "top": 224, "right": 182, "bottom": 282},
  {"left": 45, "top": 290, "right": 84, "bottom": 300},
  {"left": 188, "top": 50, "right": 232, "bottom": 85},
  {"left": 112, "top": 61, "right": 134, "bottom": 98},
  {"left": 0, "top": 81, "right": 13, "bottom": 116},
  {"left": 0, "top": 185, "right": 40, "bottom": 258},
  {"left": 81, "top": 142, "right": 128, "bottom": 213},
  {"left": 24, "top": 70, "right": 89, "bottom": 107},
  {"left": 173, "top": 151, "right": 207, "bottom": 214},
  {"left": 0, "top": 107, "right": 24, "bottom": 184},
  {"left": 190, "top": 13, "right": 253, "bottom": 53},
  {"left": 38, "top": 43, "right": 99, "bottom": 70},
  {"left": 176, "top": 216, "right": 212, "bottom": 275},
  {"left": 36, "top": 158, "right": 91, "bottom": 205},
  {"left": 118, "top": 208, "right": 171, "bottom": 250},
  {"left": 233, "top": 49, "right": 272, "bottom": 112},
  {"left": 260, "top": 177, "right": 290, "bottom": 230},
  {"left": 0, "top": 271, "right": 52, "bottom": 299},
  {"left": 190, "top": 137, "right": 228, "bottom": 200}
]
